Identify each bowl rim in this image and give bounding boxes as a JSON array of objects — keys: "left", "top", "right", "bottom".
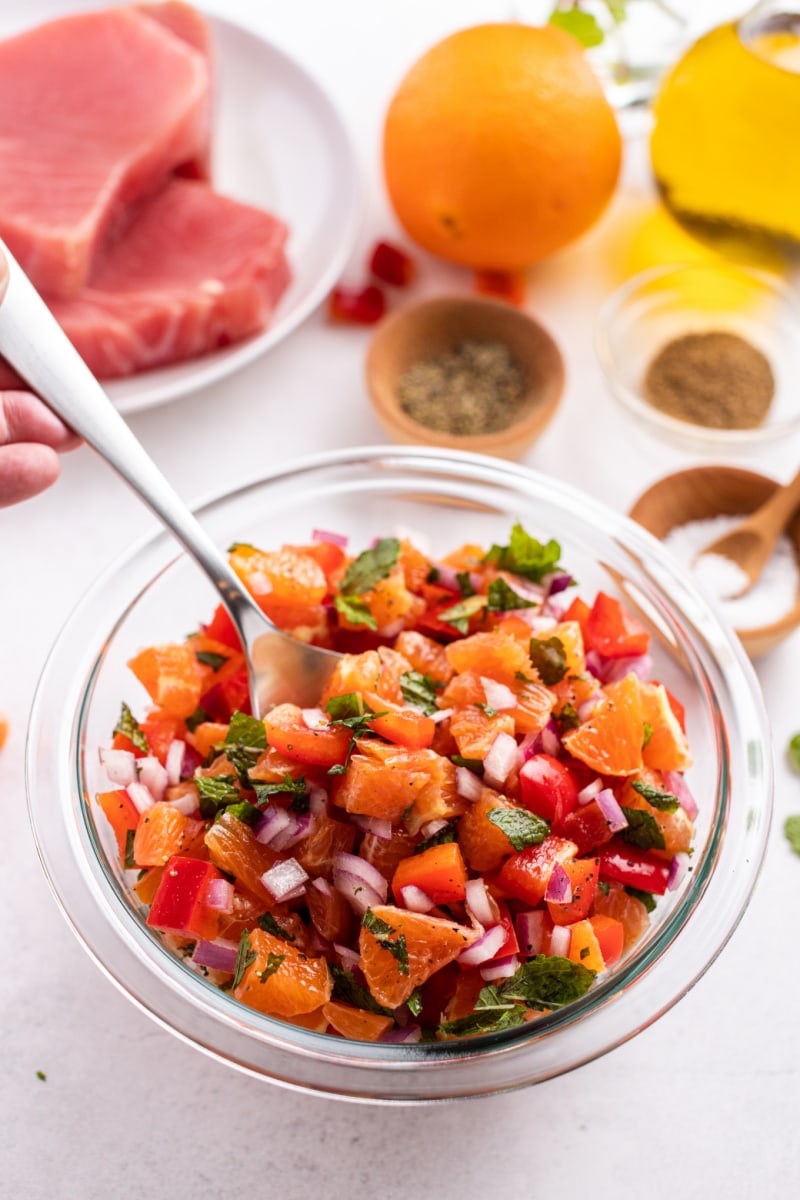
[
  {"left": 595, "top": 261, "right": 800, "bottom": 448},
  {"left": 25, "top": 445, "right": 773, "bottom": 1102}
]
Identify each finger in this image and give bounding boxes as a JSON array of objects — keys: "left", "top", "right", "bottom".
[
  {"left": 0, "top": 391, "right": 81, "bottom": 451},
  {"left": 0, "top": 442, "right": 61, "bottom": 507}
]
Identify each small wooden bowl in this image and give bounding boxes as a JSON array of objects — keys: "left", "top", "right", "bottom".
[
  {"left": 629, "top": 465, "right": 800, "bottom": 658},
  {"left": 365, "top": 296, "right": 564, "bottom": 460}
]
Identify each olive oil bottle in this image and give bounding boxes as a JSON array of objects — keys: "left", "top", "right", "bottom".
[{"left": 651, "top": 3, "right": 800, "bottom": 244}]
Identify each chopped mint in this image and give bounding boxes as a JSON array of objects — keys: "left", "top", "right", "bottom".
[
  {"left": 486, "top": 577, "right": 537, "bottom": 612},
  {"left": 334, "top": 594, "right": 378, "bottom": 630},
  {"left": 487, "top": 807, "right": 550, "bottom": 850},
  {"left": 257, "top": 913, "right": 296, "bottom": 942},
  {"left": 631, "top": 779, "right": 679, "bottom": 812},
  {"left": 415, "top": 821, "right": 459, "bottom": 854},
  {"left": 195, "top": 650, "right": 228, "bottom": 671},
  {"left": 620, "top": 807, "right": 666, "bottom": 851},
  {"left": 400, "top": 670, "right": 442, "bottom": 716},
  {"left": 788, "top": 733, "right": 800, "bottom": 773},
  {"left": 437, "top": 594, "right": 487, "bottom": 634},
  {"left": 529, "top": 636, "right": 567, "bottom": 686},
  {"left": 362, "top": 909, "right": 409, "bottom": 975},
  {"left": 785, "top": 814, "right": 800, "bottom": 857},
  {"left": 330, "top": 965, "right": 392, "bottom": 1016},
  {"left": 195, "top": 774, "right": 241, "bottom": 819},
  {"left": 124, "top": 828, "right": 136, "bottom": 870},
  {"left": 258, "top": 952, "right": 285, "bottom": 983},
  {"left": 225, "top": 712, "right": 267, "bottom": 751},
  {"left": 484, "top": 523, "right": 564, "bottom": 583},
  {"left": 113, "top": 702, "right": 148, "bottom": 754},
  {"left": 339, "top": 537, "right": 400, "bottom": 595},
  {"left": 232, "top": 930, "right": 257, "bottom": 990},
  {"left": 625, "top": 886, "right": 656, "bottom": 913}
]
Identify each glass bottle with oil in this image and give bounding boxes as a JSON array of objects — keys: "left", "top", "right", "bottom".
[{"left": 651, "top": 3, "right": 800, "bottom": 245}]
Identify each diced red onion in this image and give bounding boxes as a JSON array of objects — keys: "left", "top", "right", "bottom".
[
  {"left": 382, "top": 1025, "right": 422, "bottom": 1044},
  {"left": 419, "top": 818, "right": 449, "bottom": 840},
  {"left": 668, "top": 852, "right": 689, "bottom": 891},
  {"left": 516, "top": 909, "right": 548, "bottom": 956},
  {"left": 269, "top": 812, "right": 303, "bottom": 852},
  {"left": 260, "top": 857, "right": 309, "bottom": 902},
  {"left": 483, "top": 731, "right": 519, "bottom": 790},
  {"left": 663, "top": 770, "right": 698, "bottom": 821},
  {"left": 578, "top": 696, "right": 601, "bottom": 722},
  {"left": 519, "top": 730, "right": 543, "bottom": 761},
  {"left": 501, "top": 572, "right": 545, "bottom": 603},
  {"left": 168, "top": 788, "right": 199, "bottom": 816},
  {"left": 191, "top": 939, "right": 238, "bottom": 974},
  {"left": 584, "top": 650, "right": 604, "bottom": 679},
  {"left": 578, "top": 778, "right": 604, "bottom": 806},
  {"left": 254, "top": 805, "right": 292, "bottom": 846},
  {"left": 430, "top": 707, "right": 453, "bottom": 724},
  {"left": 528, "top": 615, "right": 558, "bottom": 633},
  {"left": 458, "top": 923, "right": 508, "bottom": 966},
  {"left": 541, "top": 724, "right": 562, "bottom": 758},
  {"left": 595, "top": 788, "right": 629, "bottom": 834},
  {"left": 205, "top": 878, "right": 234, "bottom": 914},
  {"left": 165, "top": 739, "right": 186, "bottom": 786},
  {"left": 480, "top": 676, "right": 517, "bottom": 712},
  {"left": 181, "top": 743, "right": 202, "bottom": 779},
  {"left": 601, "top": 654, "right": 653, "bottom": 684},
  {"left": 281, "top": 812, "right": 316, "bottom": 849},
  {"left": 311, "top": 876, "right": 333, "bottom": 898},
  {"left": 543, "top": 570, "right": 574, "bottom": 597},
  {"left": 544, "top": 862, "right": 573, "bottom": 904},
  {"left": 99, "top": 747, "right": 137, "bottom": 786},
  {"left": 138, "top": 756, "right": 168, "bottom": 803},
  {"left": 542, "top": 597, "right": 565, "bottom": 620},
  {"left": 308, "top": 785, "right": 328, "bottom": 815},
  {"left": 126, "top": 781, "right": 155, "bottom": 814},
  {"left": 333, "top": 942, "right": 361, "bottom": 971},
  {"left": 549, "top": 925, "right": 571, "bottom": 957},
  {"left": 432, "top": 563, "right": 481, "bottom": 595},
  {"left": 464, "top": 877, "right": 496, "bottom": 928},
  {"left": 312, "top": 528, "right": 348, "bottom": 548},
  {"left": 350, "top": 813, "right": 392, "bottom": 841},
  {"left": 456, "top": 765, "right": 484, "bottom": 803},
  {"left": 480, "top": 953, "right": 519, "bottom": 982},
  {"left": 332, "top": 852, "right": 387, "bottom": 897},
  {"left": 399, "top": 885, "right": 435, "bottom": 913},
  {"left": 334, "top": 871, "right": 385, "bottom": 915},
  {"left": 301, "top": 707, "right": 328, "bottom": 730}
]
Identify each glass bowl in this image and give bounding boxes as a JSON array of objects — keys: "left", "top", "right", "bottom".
[
  {"left": 595, "top": 262, "right": 800, "bottom": 453},
  {"left": 26, "top": 446, "right": 772, "bottom": 1103}
]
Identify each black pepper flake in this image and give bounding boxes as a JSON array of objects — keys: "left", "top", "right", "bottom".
[{"left": 397, "top": 340, "right": 528, "bottom": 437}]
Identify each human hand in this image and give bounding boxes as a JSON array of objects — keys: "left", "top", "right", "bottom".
[{"left": 0, "top": 390, "right": 81, "bottom": 507}]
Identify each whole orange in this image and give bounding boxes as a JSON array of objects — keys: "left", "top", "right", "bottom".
[{"left": 382, "top": 24, "right": 622, "bottom": 270}]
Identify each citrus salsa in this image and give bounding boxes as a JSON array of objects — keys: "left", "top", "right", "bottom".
[{"left": 96, "top": 524, "right": 697, "bottom": 1042}]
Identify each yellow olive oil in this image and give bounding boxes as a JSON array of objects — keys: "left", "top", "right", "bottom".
[{"left": 651, "top": 9, "right": 800, "bottom": 243}]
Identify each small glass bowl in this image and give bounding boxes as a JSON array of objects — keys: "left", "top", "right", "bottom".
[
  {"left": 595, "top": 262, "right": 800, "bottom": 453},
  {"left": 26, "top": 447, "right": 772, "bottom": 1102}
]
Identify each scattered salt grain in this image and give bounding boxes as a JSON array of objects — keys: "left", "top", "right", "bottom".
[{"left": 663, "top": 514, "right": 799, "bottom": 630}]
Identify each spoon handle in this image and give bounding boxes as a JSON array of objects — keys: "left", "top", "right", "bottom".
[
  {"left": 748, "top": 466, "right": 800, "bottom": 533},
  {"left": 0, "top": 242, "right": 262, "bottom": 640}
]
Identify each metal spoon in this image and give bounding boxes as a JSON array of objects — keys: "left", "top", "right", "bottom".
[
  {"left": 0, "top": 242, "right": 339, "bottom": 713},
  {"left": 694, "top": 466, "right": 800, "bottom": 597}
]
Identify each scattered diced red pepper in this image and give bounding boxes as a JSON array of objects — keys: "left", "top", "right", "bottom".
[
  {"left": 203, "top": 603, "right": 243, "bottom": 651},
  {"left": 519, "top": 753, "right": 579, "bottom": 828},
  {"left": 473, "top": 268, "right": 527, "bottom": 307},
  {"left": 589, "top": 914, "right": 624, "bottom": 967},
  {"left": 369, "top": 240, "right": 415, "bottom": 287},
  {"left": 598, "top": 839, "right": 672, "bottom": 895},
  {"left": 146, "top": 855, "right": 224, "bottom": 940},
  {"left": 585, "top": 592, "right": 650, "bottom": 660},
  {"left": 546, "top": 857, "right": 599, "bottom": 926},
  {"left": 560, "top": 797, "right": 618, "bottom": 855},
  {"left": 497, "top": 836, "right": 578, "bottom": 907},
  {"left": 328, "top": 283, "right": 386, "bottom": 325}
]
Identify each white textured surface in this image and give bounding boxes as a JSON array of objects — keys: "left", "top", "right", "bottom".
[{"left": 2, "top": 2, "right": 800, "bottom": 1198}]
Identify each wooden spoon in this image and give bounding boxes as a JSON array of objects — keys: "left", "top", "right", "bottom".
[{"left": 695, "top": 466, "right": 800, "bottom": 596}]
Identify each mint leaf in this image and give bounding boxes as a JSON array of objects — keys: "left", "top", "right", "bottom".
[
  {"left": 484, "top": 523, "right": 564, "bottom": 583},
  {"left": 415, "top": 820, "right": 458, "bottom": 854},
  {"left": 556, "top": 703, "right": 580, "bottom": 731},
  {"left": 330, "top": 965, "right": 392, "bottom": 1016},
  {"left": 451, "top": 755, "right": 484, "bottom": 773},
  {"left": 630, "top": 780, "right": 679, "bottom": 813},
  {"left": 456, "top": 571, "right": 475, "bottom": 598},
  {"left": 487, "top": 577, "right": 538, "bottom": 613},
  {"left": 221, "top": 799, "right": 261, "bottom": 827},
  {"left": 620, "top": 806, "right": 665, "bottom": 851},
  {"left": 113, "top": 702, "right": 148, "bottom": 754},
  {"left": 258, "top": 952, "right": 285, "bottom": 983},
  {"left": 257, "top": 913, "right": 296, "bottom": 941},
  {"left": 400, "top": 670, "right": 442, "bottom": 716},
  {"left": 437, "top": 594, "right": 487, "bottom": 634},
  {"left": 124, "top": 828, "right": 136, "bottom": 870},
  {"left": 407, "top": 988, "right": 423, "bottom": 1017},
  {"left": 362, "top": 909, "right": 409, "bottom": 975},
  {"left": 334, "top": 594, "right": 377, "bottom": 630},
  {"left": 196, "top": 650, "right": 228, "bottom": 671},
  {"left": 438, "top": 1003, "right": 527, "bottom": 1038},
  {"left": 339, "top": 537, "right": 400, "bottom": 595},
  {"left": 195, "top": 774, "right": 240, "bottom": 819},
  {"left": 487, "top": 807, "right": 550, "bottom": 850},
  {"left": 785, "top": 814, "right": 800, "bottom": 856},
  {"left": 498, "top": 954, "right": 595, "bottom": 1010},
  {"left": 232, "top": 930, "right": 257, "bottom": 990},
  {"left": 529, "top": 635, "right": 567, "bottom": 686},
  {"left": 625, "top": 885, "right": 656, "bottom": 913},
  {"left": 225, "top": 712, "right": 267, "bottom": 751},
  {"left": 548, "top": 8, "right": 605, "bottom": 48},
  {"left": 253, "top": 774, "right": 309, "bottom": 810},
  {"left": 185, "top": 705, "right": 211, "bottom": 733},
  {"left": 788, "top": 733, "right": 800, "bottom": 772}
]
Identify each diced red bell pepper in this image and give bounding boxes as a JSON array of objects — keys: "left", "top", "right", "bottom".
[
  {"left": 497, "top": 836, "right": 578, "bottom": 907},
  {"left": 598, "top": 838, "right": 672, "bottom": 895},
  {"left": 97, "top": 788, "right": 140, "bottom": 858},
  {"left": 560, "top": 797, "right": 618, "bottom": 855},
  {"left": 589, "top": 914, "right": 624, "bottom": 968},
  {"left": 585, "top": 592, "right": 650, "bottom": 660},
  {"left": 141, "top": 710, "right": 187, "bottom": 766},
  {"left": 328, "top": 283, "right": 386, "bottom": 325},
  {"left": 146, "top": 856, "right": 223, "bottom": 941},
  {"left": 369, "top": 240, "right": 415, "bottom": 287},
  {"left": 393, "top": 842, "right": 468, "bottom": 905},
  {"left": 546, "top": 857, "right": 599, "bottom": 926},
  {"left": 562, "top": 596, "right": 590, "bottom": 639},
  {"left": 203, "top": 604, "right": 243, "bottom": 651},
  {"left": 362, "top": 690, "right": 435, "bottom": 750},
  {"left": 473, "top": 268, "right": 526, "bottom": 307},
  {"left": 265, "top": 703, "right": 350, "bottom": 768},
  {"left": 201, "top": 669, "right": 251, "bottom": 722},
  {"left": 519, "top": 754, "right": 579, "bottom": 828},
  {"left": 111, "top": 731, "right": 147, "bottom": 757}
]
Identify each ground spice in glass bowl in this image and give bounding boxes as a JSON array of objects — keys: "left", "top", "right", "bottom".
[
  {"left": 643, "top": 330, "right": 775, "bottom": 430},
  {"left": 366, "top": 296, "right": 564, "bottom": 460}
]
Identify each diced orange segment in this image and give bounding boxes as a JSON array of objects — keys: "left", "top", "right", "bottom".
[
  {"left": 322, "top": 1000, "right": 394, "bottom": 1042},
  {"left": 132, "top": 802, "right": 196, "bottom": 868},
  {"left": 359, "top": 905, "right": 477, "bottom": 1007},
  {"left": 393, "top": 630, "right": 455, "bottom": 685},
  {"left": 186, "top": 721, "right": 228, "bottom": 759},
  {"left": 639, "top": 681, "right": 692, "bottom": 772},
  {"left": 446, "top": 631, "right": 532, "bottom": 683},
  {"left": 128, "top": 644, "right": 206, "bottom": 719},
  {"left": 458, "top": 787, "right": 522, "bottom": 873},
  {"left": 362, "top": 690, "right": 435, "bottom": 749},
  {"left": 568, "top": 918, "right": 604, "bottom": 973},
  {"left": 449, "top": 704, "right": 515, "bottom": 758},
  {"left": 265, "top": 703, "right": 350, "bottom": 767},
  {"left": 234, "top": 929, "right": 332, "bottom": 1018},
  {"left": 204, "top": 811, "right": 279, "bottom": 905},
  {"left": 333, "top": 740, "right": 461, "bottom": 832},
  {"left": 0, "top": 714, "right": 8, "bottom": 750},
  {"left": 618, "top": 771, "right": 694, "bottom": 856},
  {"left": 392, "top": 841, "right": 468, "bottom": 905},
  {"left": 562, "top": 673, "right": 644, "bottom": 776},
  {"left": 229, "top": 543, "right": 328, "bottom": 611},
  {"left": 97, "top": 788, "right": 140, "bottom": 858},
  {"left": 592, "top": 885, "right": 650, "bottom": 950}
]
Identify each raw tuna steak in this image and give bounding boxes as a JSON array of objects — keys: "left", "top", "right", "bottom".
[
  {"left": 46, "top": 180, "right": 291, "bottom": 379},
  {"left": 0, "top": 7, "right": 211, "bottom": 298}
]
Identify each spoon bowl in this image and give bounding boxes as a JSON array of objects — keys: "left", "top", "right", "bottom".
[
  {"left": 0, "top": 242, "right": 339, "bottom": 712},
  {"left": 629, "top": 464, "right": 800, "bottom": 657}
]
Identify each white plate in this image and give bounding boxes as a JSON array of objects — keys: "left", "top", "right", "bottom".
[{"left": 0, "top": 5, "right": 362, "bottom": 415}]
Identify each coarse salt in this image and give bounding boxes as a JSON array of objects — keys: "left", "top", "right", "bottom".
[{"left": 663, "top": 515, "right": 799, "bottom": 630}]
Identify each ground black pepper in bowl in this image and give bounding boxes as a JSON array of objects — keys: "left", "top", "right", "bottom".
[
  {"left": 396, "top": 339, "right": 528, "bottom": 436},
  {"left": 643, "top": 330, "right": 775, "bottom": 430}
]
